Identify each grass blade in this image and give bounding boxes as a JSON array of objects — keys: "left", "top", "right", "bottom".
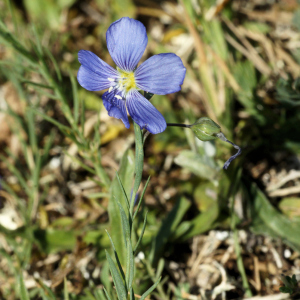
[
  {"left": 44, "top": 46, "right": 62, "bottom": 82},
  {"left": 70, "top": 71, "right": 79, "bottom": 124}
]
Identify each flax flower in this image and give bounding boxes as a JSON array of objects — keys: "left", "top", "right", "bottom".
[{"left": 77, "top": 17, "right": 186, "bottom": 134}]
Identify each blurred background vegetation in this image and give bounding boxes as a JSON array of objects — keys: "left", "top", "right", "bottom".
[{"left": 0, "top": 0, "right": 300, "bottom": 299}]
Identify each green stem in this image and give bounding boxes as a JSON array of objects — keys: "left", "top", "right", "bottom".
[
  {"left": 167, "top": 123, "right": 191, "bottom": 128},
  {"left": 130, "top": 122, "right": 144, "bottom": 216}
]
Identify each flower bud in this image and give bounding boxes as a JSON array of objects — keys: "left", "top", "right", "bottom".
[{"left": 191, "top": 117, "right": 221, "bottom": 141}]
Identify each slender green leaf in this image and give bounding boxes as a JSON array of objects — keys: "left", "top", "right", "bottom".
[
  {"left": 134, "top": 210, "right": 148, "bottom": 255},
  {"left": 108, "top": 149, "right": 135, "bottom": 266},
  {"left": 139, "top": 277, "right": 161, "bottom": 300},
  {"left": 117, "top": 201, "right": 131, "bottom": 245},
  {"left": 64, "top": 277, "right": 69, "bottom": 300},
  {"left": 80, "top": 96, "right": 86, "bottom": 136},
  {"left": 103, "top": 287, "right": 112, "bottom": 300},
  {"left": 22, "top": 80, "right": 53, "bottom": 89},
  {"left": 105, "top": 230, "right": 126, "bottom": 282},
  {"left": 100, "top": 262, "right": 113, "bottom": 298},
  {"left": 105, "top": 250, "right": 127, "bottom": 300},
  {"left": 130, "top": 288, "right": 134, "bottom": 300},
  {"left": 44, "top": 46, "right": 62, "bottom": 82},
  {"left": 31, "top": 23, "right": 42, "bottom": 55},
  {"left": 130, "top": 122, "right": 144, "bottom": 214},
  {"left": 93, "top": 288, "right": 106, "bottom": 300},
  {"left": 116, "top": 172, "right": 130, "bottom": 212},
  {"left": 70, "top": 71, "right": 79, "bottom": 124},
  {"left": 19, "top": 272, "right": 30, "bottom": 300},
  {"left": 125, "top": 236, "right": 134, "bottom": 292},
  {"left": 26, "top": 108, "right": 38, "bottom": 154},
  {"left": 133, "top": 176, "right": 150, "bottom": 220},
  {"left": 156, "top": 259, "right": 165, "bottom": 281}
]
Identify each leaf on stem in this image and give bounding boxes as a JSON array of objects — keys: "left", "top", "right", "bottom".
[
  {"left": 105, "top": 230, "right": 126, "bottom": 282},
  {"left": 139, "top": 277, "right": 161, "bottom": 300},
  {"left": 116, "top": 172, "right": 130, "bottom": 213},
  {"left": 108, "top": 149, "right": 135, "bottom": 266},
  {"left": 117, "top": 201, "right": 131, "bottom": 247},
  {"left": 103, "top": 287, "right": 112, "bottom": 300},
  {"left": 105, "top": 250, "right": 127, "bottom": 300},
  {"left": 133, "top": 210, "right": 148, "bottom": 255},
  {"left": 125, "top": 235, "right": 134, "bottom": 292},
  {"left": 133, "top": 176, "right": 150, "bottom": 220}
]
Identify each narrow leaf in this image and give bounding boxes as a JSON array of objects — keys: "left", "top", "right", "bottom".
[
  {"left": 19, "top": 272, "right": 30, "bottom": 300},
  {"left": 105, "top": 230, "right": 126, "bottom": 281},
  {"left": 117, "top": 201, "right": 131, "bottom": 246},
  {"left": 116, "top": 172, "right": 130, "bottom": 212},
  {"left": 133, "top": 176, "right": 150, "bottom": 220},
  {"left": 108, "top": 149, "right": 135, "bottom": 266},
  {"left": 105, "top": 250, "right": 127, "bottom": 300},
  {"left": 44, "top": 47, "right": 62, "bottom": 82},
  {"left": 130, "top": 122, "right": 144, "bottom": 213},
  {"left": 125, "top": 236, "right": 134, "bottom": 292},
  {"left": 103, "top": 287, "right": 112, "bottom": 300},
  {"left": 140, "top": 277, "right": 161, "bottom": 300},
  {"left": 22, "top": 80, "right": 53, "bottom": 89},
  {"left": 134, "top": 210, "right": 148, "bottom": 255},
  {"left": 70, "top": 71, "right": 79, "bottom": 124},
  {"left": 64, "top": 277, "right": 69, "bottom": 300},
  {"left": 130, "top": 288, "right": 134, "bottom": 300}
]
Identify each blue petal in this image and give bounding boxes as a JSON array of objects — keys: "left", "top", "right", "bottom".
[
  {"left": 77, "top": 50, "right": 118, "bottom": 91},
  {"left": 106, "top": 17, "right": 148, "bottom": 72},
  {"left": 102, "top": 90, "right": 130, "bottom": 128},
  {"left": 126, "top": 90, "right": 166, "bottom": 134},
  {"left": 135, "top": 53, "right": 186, "bottom": 95}
]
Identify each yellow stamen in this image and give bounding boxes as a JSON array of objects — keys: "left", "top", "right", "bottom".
[{"left": 119, "top": 70, "right": 137, "bottom": 93}]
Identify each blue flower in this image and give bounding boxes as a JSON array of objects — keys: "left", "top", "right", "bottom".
[{"left": 77, "top": 17, "right": 186, "bottom": 134}]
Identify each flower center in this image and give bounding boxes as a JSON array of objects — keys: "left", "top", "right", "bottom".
[{"left": 118, "top": 70, "right": 137, "bottom": 93}]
